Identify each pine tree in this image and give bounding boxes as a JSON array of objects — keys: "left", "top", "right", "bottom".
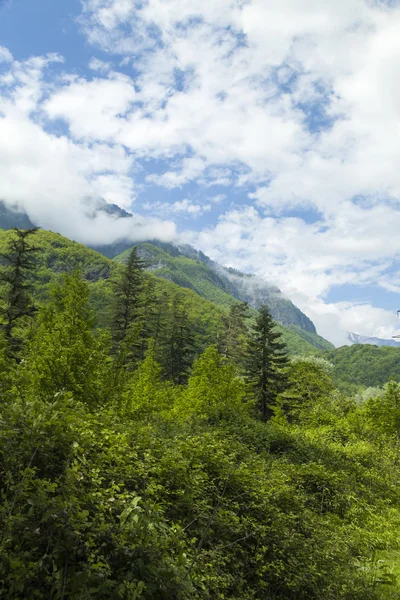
[
  {"left": 152, "top": 290, "right": 170, "bottom": 350},
  {"left": 245, "top": 305, "right": 289, "bottom": 422},
  {"left": 0, "top": 227, "right": 38, "bottom": 358},
  {"left": 219, "top": 302, "right": 249, "bottom": 367},
  {"left": 111, "top": 247, "right": 146, "bottom": 345},
  {"left": 162, "top": 292, "right": 195, "bottom": 384},
  {"left": 136, "top": 277, "right": 159, "bottom": 361}
]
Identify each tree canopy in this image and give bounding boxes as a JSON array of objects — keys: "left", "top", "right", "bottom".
[{"left": 1, "top": 229, "right": 400, "bottom": 599}]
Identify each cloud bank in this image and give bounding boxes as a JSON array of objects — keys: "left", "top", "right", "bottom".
[
  {"left": 0, "top": 51, "right": 176, "bottom": 244},
  {"left": 1, "top": 0, "right": 400, "bottom": 343}
]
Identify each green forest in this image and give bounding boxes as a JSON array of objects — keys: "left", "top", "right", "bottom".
[{"left": 2, "top": 227, "right": 400, "bottom": 599}]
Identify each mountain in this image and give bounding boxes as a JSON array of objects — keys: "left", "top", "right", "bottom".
[
  {"left": 113, "top": 241, "right": 317, "bottom": 333},
  {"left": 84, "top": 198, "right": 134, "bottom": 220},
  {"left": 348, "top": 332, "right": 400, "bottom": 348},
  {"left": 0, "top": 199, "right": 330, "bottom": 349},
  {"left": 0, "top": 200, "right": 35, "bottom": 230},
  {"left": 113, "top": 242, "right": 332, "bottom": 351}
]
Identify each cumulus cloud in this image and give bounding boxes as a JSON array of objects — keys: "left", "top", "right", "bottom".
[
  {"left": 78, "top": 0, "right": 400, "bottom": 343},
  {"left": 0, "top": 46, "right": 12, "bottom": 63},
  {"left": 2, "top": 0, "right": 400, "bottom": 343},
  {"left": 144, "top": 197, "right": 212, "bottom": 217},
  {"left": 183, "top": 205, "right": 400, "bottom": 344},
  {"left": 0, "top": 53, "right": 176, "bottom": 245}
]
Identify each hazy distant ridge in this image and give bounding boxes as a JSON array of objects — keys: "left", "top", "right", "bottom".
[{"left": 348, "top": 332, "right": 400, "bottom": 348}]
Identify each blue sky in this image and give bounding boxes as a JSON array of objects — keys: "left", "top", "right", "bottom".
[{"left": 1, "top": 0, "right": 400, "bottom": 345}]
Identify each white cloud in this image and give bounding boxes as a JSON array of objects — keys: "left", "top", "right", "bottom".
[
  {"left": 2, "top": 0, "right": 400, "bottom": 343},
  {"left": 44, "top": 72, "right": 136, "bottom": 141},
  {"left": 76, "top": 0, "right": 400, "bottom": 209},
  {"left": 170, "top": 198, "right": 211, "bottom": 215},
  {"left": 143, "top": 197, "right": 211, "bottom": 217},
  {"left": 0, "top": 53, "right": 176, "bottom": 245},
  {"left": 88, "top": 57, "right": 111, "bottom": 72},
  {"left": 0, "top": 46, "right": 12, "bottom": 63}
]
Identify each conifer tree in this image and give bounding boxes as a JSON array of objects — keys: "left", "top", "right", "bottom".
[
  {"left": 0, "top": 227, "right": 38, "bottom": 358},
  {"left": 152, "top": 290, "right": 170, "bottom": 350},
  {"left": 136, "top": 277, "right": 159, "bottom": 360},
  {"left": 162, "top": 292, "right": 195, "bottom": 384},
  {"left": 219, "top": 301, "right": 249, "bottom": 367},
  {"left": 245, "top": 305, "right": 289, "bottom": 422},
  {"left": 111, "top": 247, "right": 146, "bottom": 345}
]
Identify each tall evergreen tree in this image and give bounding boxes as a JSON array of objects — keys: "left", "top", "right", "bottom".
[
  {"left": 245, "top": 305, "right": 289, "bottom": 422},
  {"left": 111, "top": 247, "right": 146, "bottom": 345},
  {"left": 162, "top": 292, "right": 195, "bottom": 384},
  {"left": 219, "top": 301, "right": 249, "bottom": 367},
  {"left": 136, "top": 277, "right": 159, "bottom": 361},
  {"left": 0, "top": 227, "right": 38, "bottom": 358}
]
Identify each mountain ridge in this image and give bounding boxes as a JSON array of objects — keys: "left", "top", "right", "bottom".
[
  {"left": 114, "top": 240, "right": 317, "bottom": 334},
  {"left": 348, "top": 332, "right": 400, "bottom": 348},
  {"left": 0, "top": 198, "right": 324, "bottom": 344}
]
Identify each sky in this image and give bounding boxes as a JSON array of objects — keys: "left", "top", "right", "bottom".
[{"left": 1, "top": 0, "right": 400, "bottom": 345}]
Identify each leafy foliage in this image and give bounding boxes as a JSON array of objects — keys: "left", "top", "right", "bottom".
[
  {"left": 324, "top": 344, "right": 400, "bottom": 389},
  {"left": 1, "top": 229, "right": 400, "bottom": 599}
]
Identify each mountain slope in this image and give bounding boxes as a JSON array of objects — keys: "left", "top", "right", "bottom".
[
  {"left": 0, "top": 200, "right": 35, "bottom": 230},
  {"left": 324, "top": 344, "right": 400, "bottom": 388},
  {"left": 151, "top": 241, "right": 316, "bottom": 331},
  {"left": 0, "top": 228, "right": 331, "bottom": 355},
  {"left": 114, "top": 242, "right": 333, "bottom": 351}
]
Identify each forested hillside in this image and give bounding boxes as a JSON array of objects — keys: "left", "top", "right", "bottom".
[
  {"left": 1, "top": 228, "right": 400, "bottom": 599},
  {"left": 0, "top": 229, "right": 332, "bottom": 355},
  {"left": 0, "top": 200, "right": 331, "bottom": 349},
  {"left": 114, "top": 241, "right": 317, "bottom": 331},
  {"left": 325, "top": 344, "right": 400, "bottom": 389},
  {"left": 114, "top": 242, "right": 332, "bottom": 352}
]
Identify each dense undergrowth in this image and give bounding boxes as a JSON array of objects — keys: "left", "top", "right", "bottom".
[{"left": 1, "top": 229, "right": 400, "bottom": 599}]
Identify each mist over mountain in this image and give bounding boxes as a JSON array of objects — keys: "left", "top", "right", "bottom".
[
  {"left": 118, "top": 240, "right": 318, "bottom": 335},
  {"left": 348, "top": 332, "right": 400, "bottom": 348},
  {"left": 0, "top": 200, "right": 35, "bottom": 230}
]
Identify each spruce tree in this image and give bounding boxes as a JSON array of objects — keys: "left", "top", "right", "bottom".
[
  {"left": 0, "top": 227, "right": 38, "bottom": 358},
  {"left": 245, "top": 305, "right": 289, "bottom": 422},
  {"left": 136, "top": 277, "right": 159, "bottom": 361},
  {"left": 219, "top": 301, "right": 249, "bottom": 368},
  {"left": 162, "top": 292, "right": 195, "bottom": 384},
  {"left": 111, "top": 247, "right": 146, "bottom": 345}
]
